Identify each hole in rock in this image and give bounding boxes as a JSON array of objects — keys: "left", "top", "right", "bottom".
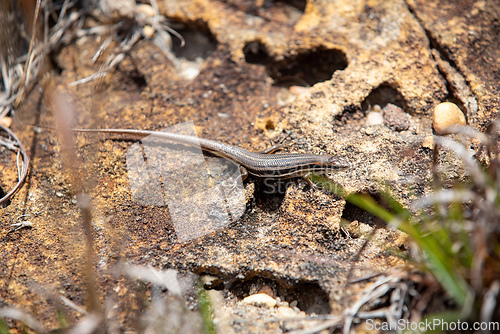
[
  {"left": 170, "top": 21, "right": 218, "bottom": 61},
  {"left": 229, "top": 275, "right": 331, "bottom": 315},
  {"left": 252, "top": 178, "right": 289, "bottom": 212},
  {"left": 167, "top": 20, "right": 218, "bottom": 80},
  {"left": 361, "top": 83, "right": 409, "bottom": 114},
  {"left": 341, "top": 191, "right": 389, "bottom": 228},
  {"left": 243, "top": 41, "right": 271, "bottom": 65},
  {"left": 243, "top": 42, "right": 348, "bottom": 88},
  {"left": 274, "top": 0, "right": 307, "bottom": 12}
]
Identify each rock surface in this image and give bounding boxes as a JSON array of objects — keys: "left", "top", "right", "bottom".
[{"left": 1, "top": 0, "right": 498, "bottom": 332}]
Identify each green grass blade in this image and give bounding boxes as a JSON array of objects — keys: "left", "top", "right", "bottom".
[
  {"left": 308, "top": 173, "right": 470, "bottom": 307},
  {"left": 197, "top": 278, "right": 216, "bottom": 334}
]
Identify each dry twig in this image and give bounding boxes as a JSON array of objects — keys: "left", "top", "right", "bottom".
[{"left": 0, "top": 123, "right": 29, "bottom": 206}]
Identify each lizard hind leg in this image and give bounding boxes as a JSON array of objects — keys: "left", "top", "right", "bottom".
[{"left": 258, "top": 144, "right": 283, "bottom": 154}]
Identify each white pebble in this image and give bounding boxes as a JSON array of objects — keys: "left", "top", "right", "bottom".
[
  {"left": 433, "top": 102, "right": 466, "bottom": 135},
  {"left": 142, "top": 25, "right": 155, "bottom": 38},
  {"left": 366, "top": 111, "right": 384, "bottom": 126},
  {"left": 136, "top": 4, "right": 155, "bottom": 17},
  {"left": 277, "top": 305, "right": 297, "bottom": 318},
  {"left": 365, "top": 127, "right": 375, "bottom": 135},
  {"left": 180, "top": 67, "right": 201, "bottom": 81},
  {"left": 289, "top": 86, "right": 310, "bottom": 95},
  {"left": 422, "top": 136, "right": 434, "bottom": 149},
  {"left": 0, "top": 116, "right": 12, "bottom": 128},
  {"left": 242, "top": 293, "right": 277, "bottom": 308}
]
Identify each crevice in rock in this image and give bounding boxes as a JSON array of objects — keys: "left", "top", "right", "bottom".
[
  {"left": 431, "top": 49, "right": 473, "bottom": 122},
  {"left": 436, "top": 71, "right": 469, "bottom": 117},
  {"left": 243, "top": 42, "right": 348, "bottom": 88},
  {"left": 404, "top": 0, "right": 475, "bottom": 119}
]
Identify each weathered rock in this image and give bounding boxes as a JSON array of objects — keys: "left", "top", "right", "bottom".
[{"left": 2, "top": 0, "right": 498, "bottom": 332}]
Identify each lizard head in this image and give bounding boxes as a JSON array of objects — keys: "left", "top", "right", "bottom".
[{"left": 319, "top": 155, "right": 351, "bottom": 171}]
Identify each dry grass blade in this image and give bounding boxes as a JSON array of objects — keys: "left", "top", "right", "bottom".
[
  {"left": 69, "top": 0, "right": 182, "bottom": 87},
  {"left": 343, "top": 275, "right": 397, "bottom": 333},
  {"left": 47, "top": 80, "right": 102, "bottom": 316},
  {"left": 60, "top": 296, "right": 88, "bottom": 315},
  {"left": 17, "top": 0, "right": 42, "bottom": 102},
  {"left": 123, "top": 265, "right": 182, "bottom": 295},
  {"left": 0, "top": 0, "right": 82, "bottom": 118},
  {"left": 433, "top": 136, "right": 487, "bottom": 187},
  {"left": 480, "top": 281, "right": 500, "bottom": 323},
  {"left": 66, "top": 312, "right": 102, "bottom": 334},
  {"left": 0, "top": 307, "right": 46, "bottom": 333},
  {"left": 288, "top": 272, "right": 422, "bottom": 334},
  {"left": 412, "top": 189, "right": 476, "bottom": 209},
  {"left": 69, "top": 30, "right": 142, "bottom": 86},
  {"left": 287, "top": 316, "right": 343, "bottom": 334},
  {"left": 0, "top": 123, "right": 29, "bottom": 205},
  {"left": 445, "top": 124, "right": 490, "bottom": 144}
]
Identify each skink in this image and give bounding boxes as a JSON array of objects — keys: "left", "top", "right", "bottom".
[{"left": 69, "top": 128, "right": 350, "bottom": 179}]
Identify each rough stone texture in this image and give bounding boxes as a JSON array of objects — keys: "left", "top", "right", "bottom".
[
  {"left": 1, "top": 0, "right": 498, "bottom": 332},
  {"left": 384, "top": 103, "right": 411, "bottom": 131},
  {"left": 407, "top": 0, "right": 499, "bottom": 130}
]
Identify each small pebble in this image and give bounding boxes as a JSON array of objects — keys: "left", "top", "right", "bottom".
[
  {"left": 180, "top": 67, "right": 201, "bottom": 81},
  {"left": 383, "top": 103, "right": 410, "bottom": 131},
  {"left": 289, "top": 86, "right": 310, "bottom": 95},
  {"left": 217, "top": 112, "right": 229, "bottom": 118},
  {"left": 135, "top": 4, "right": 155, "bottom": 17},
  {"left": 422, "top": 136, "right": 434, "bottom": 149},
  {"left": 0, "top": 117, "right": 12, "bottom": 128},
  {"left": 372, "top": 104, "right": 382, "bottom": 113},
  {"left": 365, "top": 127, "right": 375, "bottom": 135},
  {"left": 242, "top": 293, "right": 277, "bottom": 308},
  {"left": 277, "top": 300, "right": 289, "bottom": 307},
  {"left": 433, "top": 102, "right": 466, "bottom": 134},
  {"left": 142, "top": 25, "right": 155, "bottom": 38},
  {"left": 277, "top": 305, "right": 297, "bottom": 318},
  {"left": 258, "top": 285, "right": 274, "bottom": 298},
  {"left": 366, "top": 111, "right": 384, "bottom": 126}
]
